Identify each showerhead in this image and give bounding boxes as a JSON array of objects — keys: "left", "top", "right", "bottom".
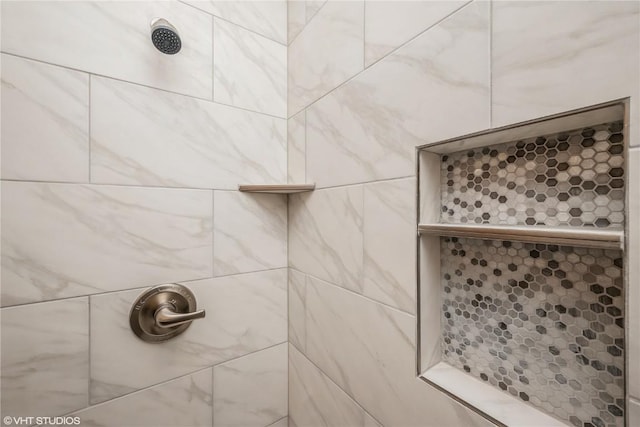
[{"left": 150, "top": 18, "right": 181, "bottom": 55}]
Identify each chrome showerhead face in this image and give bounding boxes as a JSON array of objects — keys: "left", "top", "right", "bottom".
[{"left": 150, "top": 18, "right": 181, "bottom": 55}]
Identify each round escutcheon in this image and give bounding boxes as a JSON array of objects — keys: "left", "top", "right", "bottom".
[{"left": 129, "top": 284, "right": 198, "bottom": 343}]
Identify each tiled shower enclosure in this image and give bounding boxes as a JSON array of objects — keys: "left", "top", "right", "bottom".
[{"left": 418, "top": 102, "right": 628, "bottom": 427}]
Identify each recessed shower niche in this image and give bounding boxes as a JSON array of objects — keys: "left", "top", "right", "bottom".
[{"left": 417, "top": 100, "right": 629, "bottom": 427}]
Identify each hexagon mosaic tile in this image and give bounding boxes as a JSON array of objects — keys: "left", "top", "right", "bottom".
[
  {"left": 437, "top": 122, "right": 627, "bottom": 427},
  {"left": 441, "top": 238, "right": 625, "bottom": 427},
  {"left": 440, "top": 122, "right": 625, "bottom": 227}
]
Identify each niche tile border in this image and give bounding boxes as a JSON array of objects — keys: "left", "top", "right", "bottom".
[{"left": 416, "top": 99, "right": 630, "bottom": 427}]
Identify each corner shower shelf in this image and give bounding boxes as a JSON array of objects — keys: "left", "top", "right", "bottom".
[
  {"left": 417, "top": 223, "right": 624, "bottom": 250},
  {"left": 238, "top": 184, "right": 315, "bottom": 194}
]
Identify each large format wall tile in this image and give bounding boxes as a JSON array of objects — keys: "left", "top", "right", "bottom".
[
  {"left": 286, "top": 0, "right": 328, "bottom": 44},
  {"left": 183, "top": 0, "right": 286, "bottom": 44},
  {"left": 305, "top": 1, "right": 327, "bottom": 23},
  {"left": 0, "top": 298, "right": 88, "bottom": 418},
  {"left": 289, "top": 186, "right": 363, "bottom": 293},
  {"left": 75, "top": 369, "right": 212, "bottom": 427},
  {"left": 213, "top": 343, "right": 288, "bottom": 427},
  {"left": 304, "top": 276, "right": 493, "bottom": 427},
  {"left": 363, "top": 178, "right": 416, "bottom": 313},
  {"left": 213, "top": 191, "right": 287, "bottom": 276},
  {"left": 287, "top": 111, "right": 306, "bottom": 183},
  {"left": 90, "top": 77, "right": 286, "bottom": 189},
  {"left": 267, "top": 418, "right": 288, "bottom": 427},
  {"left": 1, "top": 1, "right": 212, "bottom": 99},
  {"left": 364, "top": 0, "right": 467, "bottom": 67},
  {"left": 288, "top": 0, "right": 364, "bottom": 115},
  {"left": 630, "top": 398, "right": 640, "bottom": 427},
  {"left": 287, "top": 0, "right": 306, "bottom": 43},
  {"left": 1, "top": 182, "right": 212, "bottom": 306},
  {"left": 492, "top": 1, "right": 640, "bottom": 133},
  {"left": 288, "top": 269, "right": 306, "bottom": 352},
  {"left": 213, "top": 19, "right": 286, "bottom": 117},
  {"left": 289, "top": 344, "right": 380, "bottom": 427},
  {"left": 90, "top": 269, "right": 286, "bottom": 403},
  {"left": 306, "top": 1, "right": 490, "bottom": 188},
  {"left": 1, "top": 54, "right": 89, "bottom": 182}
]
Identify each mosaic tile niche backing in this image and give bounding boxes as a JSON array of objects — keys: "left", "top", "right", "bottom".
[
  {"left": 440, "top": 122, "right": 625, "bottom": 227},
  {"left": 438, "top": 123, "right": 625, "bottom": 427}
]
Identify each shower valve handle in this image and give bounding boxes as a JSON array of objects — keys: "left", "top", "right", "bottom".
[
  {"left": 154, "top": 305, "right": 205, "bottom": 328},
  {"left": 129, "top": 283, "right": 205, "bottom": 343}
]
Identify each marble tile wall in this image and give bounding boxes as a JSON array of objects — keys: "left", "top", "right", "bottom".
[
  {"left": 1, "top": 1, "right": 287, "bottom": 425},
  {"left": 288, "top": 0, "right": 640, "bottom": 426}
]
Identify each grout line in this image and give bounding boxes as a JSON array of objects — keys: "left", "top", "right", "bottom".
[
  {"left": 87, "top": 295, "right": 91, "bottom": 409},
  {"left": 178, "top": 0, "right": 287, "bottom": 48},
  {"left": 87, "top": 74, "right": 92, "bottom": 183},
  {"left": 0, "top": 175, "right": 415, "bottom": 193},
  {"left": 0, "top": 178, "right": 259, "bottom": 192},
  {"left": 0, "top": 51, "right": 286, "bottom": 121},
  {"left": 287, "top": 0, "right": 329, "bottom": 47},
  {"left": 212, "top": 190, "right": 216, "bottom": 278},
  {"left": 303, "top": 109, "right": 307, "bottom": 184},
  {"left": 314, "top": 175, "right": 416, "bottom": 191},
  {"left": 73, "top": 343, "right": 288, "bottom": 415},
  {"left": 211, "top": 367, "right": 216, "bottom": 427},
  {"left": 212, "top": 15, "right": 215, "bottom": 103},
  {"left": 362, "top": 0, "right": 366, "bottom": 69},
  {"left": 360, "top": 184, "right": 366, "bottom": 296},
  {"left": 80, "top": 365, "right": 216, "bottom": 414},
  {"left": 291, "top": 345, "right": 386, "bottom": 427},
  {"left": 0, "top": 267, "right": 288, "bottom": 310},
  {"left": 287, "top": 0, "right": 474, "bottom": 118},
  {"left": 489, "top": 0, "right": 493, "bottom": 128},
  {"left": 215, "top": 341, "right": 288, "bottom": 368},
  {"left": 304, "top": 270, "right": 416, "bottom": 318},
  {"left": 266, "top": 416, "right": 288, "bottom": 427}
]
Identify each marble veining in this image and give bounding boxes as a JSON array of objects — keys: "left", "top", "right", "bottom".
[
  {"left": 305, "top": 1, "right": 327, "bottom": 24},
  {"left": 492, "top": 1, "right": 640, "bottom": 130},
  {"left": 304, "top": 275, "right": 493, "bottom": 427},
  {"left": 288, "top": 0, "right": 364, "bottom": 115},
  {"left": 213, "top": 343, "right": 288, "bottom": 427},
  {"left": 363, "top": 178, "right": 416, "bottom": 314},
  {"left": 287, "top": 0, "right": 306, "bottom": 43},
  {"left": 89, "top": 269, "right": 287, "bottom": 403},
  {"left": 213, "top": 191, "right": 287, "bottom": 276},
  {"left": 288, "top": 269, "right": 307, "bottom": 352},
  {"left": 364, "top": 0, "right": 467, "bottom": 67},
  {"left": 1, "top": 1, "right": 213, "bottom": 99},
  {"left": 289, "top": 187, "right": 363, "bottom": 293},
  {"left": 306, "top": 1, "right": 490, "bottom": 188},
  {"left": 1, "top": 297, "right": 89, "bottom": 418},
  {"left": 289, "top": 344, "right": 381, "bottom": 427},
  {"left": 287, "top": 111, "right": 306, "bottom": 184},
  {"left": 1, "top": 181, "right": 212, "bottom": 306},
  {"left": 1, "top": 54, "right": 89, "bottom": 182},
  {"left": 182, "top": 0, "right": 287, "bottom": 44},
  {"left": 213, "top": 18, "right": 286, "bottom": 117},
  {"left": 90, "top": 77, "right": 286, "bottom": 190},
  {"left": 76, "top": 369, "right": 212, "bottom": 427}
]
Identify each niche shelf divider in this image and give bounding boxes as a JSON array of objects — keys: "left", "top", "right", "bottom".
[
  {"left": 238, "top": 184, "right": 315, "bottom": 194},
  {"left": 416, "top": 99, "right": 629, "bottom": 427},
  {"left": 417, "top": 223, "right": 624, "bottom": 250}
]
